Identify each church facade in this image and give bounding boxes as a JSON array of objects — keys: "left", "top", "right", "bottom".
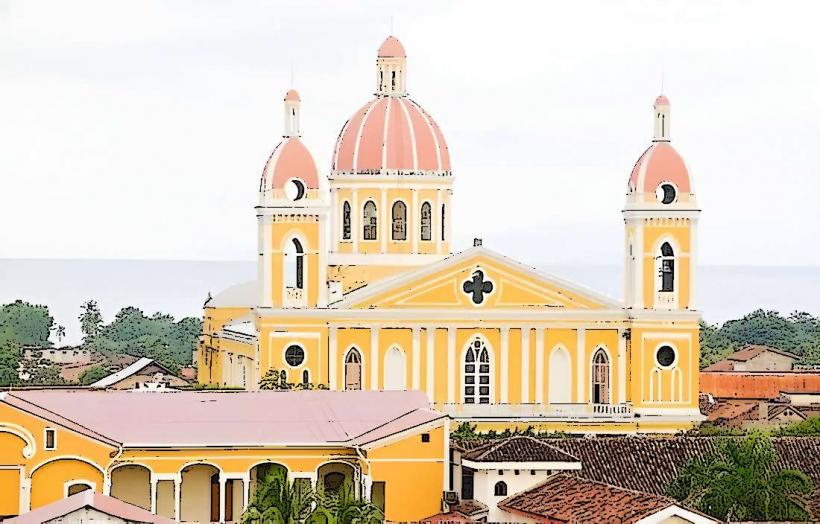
[{"left": 198, "top": 36, "right": 703, "bottom": 433}]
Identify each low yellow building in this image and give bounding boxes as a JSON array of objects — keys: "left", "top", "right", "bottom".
[
  {"left": 0, "top": 389, "right": 447, "bottom": 522},
  {"left": 199, "top": 36, "right": 704, "bottom": 434}
]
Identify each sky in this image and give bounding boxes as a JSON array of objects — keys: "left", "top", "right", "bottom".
[{"left": 1, "top": 0, "right": 819, "bottom": 267}]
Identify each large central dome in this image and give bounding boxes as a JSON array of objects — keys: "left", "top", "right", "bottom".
[{"left": 331, "top": 36, "right": 451, "bottom": 174}]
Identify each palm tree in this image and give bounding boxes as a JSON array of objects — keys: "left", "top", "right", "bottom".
[
  {"left": 668, "top": 431, "right": 813, "bottom": 521},
  {"left": 312, "top": 482, "right": 383, "bottom": 524}
]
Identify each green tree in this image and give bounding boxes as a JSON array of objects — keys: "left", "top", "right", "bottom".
[
  {"left": 0, "top": 342, "right": 21, "bottom": 386},
  {"left": 313, "top": 483, "right": 383, "bottom": 524},
  {"left": 79, "top": 300, "right": 103, "bottom": 341},
  {"left": 0, "top": 300, "right": 54, "bottom": 347},
  {"left": 78, "top": 365, "right": 109, "bottom": 386},
  {"left": 242, "top": 466, "right": 314, "bottom": 524},
  {"left": 259, "top": 369, "right": 290, "bottom": 391},
  {"left": 772, "top": 416, "right": 820, "bottom": 436},
  {"left": 668, "top": 432, "right": 813, "bottom": 521}
]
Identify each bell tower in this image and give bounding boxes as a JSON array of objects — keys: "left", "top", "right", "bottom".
[
  {"left": 623, "top": 95, "right": 700, "bottom": 311},
  {"left": 257, "top": 89, "right": 328, "bottom": 308}
]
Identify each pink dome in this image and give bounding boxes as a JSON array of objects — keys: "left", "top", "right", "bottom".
[
  {"left": 654, "top": 95, "right": 670, "bottom": 106},
  {"left": 261, "top": 137, "right": 319, "bottom": 191},
  {"left": 378, "top": 36, "right": 406, "bottom": 58},
  {"left": 284, "top": 89, "right": 300, "bottom": 102},
  {"left": 628, "top": 142, "right": 690, "bottom": 194},
  {"left": 332, "top": 96, "right": 451, "bottom": 173}
]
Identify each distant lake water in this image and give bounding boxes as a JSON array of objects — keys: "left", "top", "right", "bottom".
[{"left": 1, "top": 259, "right": 818, "bottom": 346}]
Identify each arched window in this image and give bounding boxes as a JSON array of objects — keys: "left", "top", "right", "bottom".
[
  {"left": 494, "top": 481, "right": 507, "bottom": 496},
  {"left": 363, "top": 201, "right": 377, "bottom": 240},
  {"left": 391, "top": 201, "right": 407, "bottom": 241},
  {"left": 420, "top": 202, "right": 432, "bottom": 241},
  {"left": 384, "top": 346, "right": 406, "bottom": 390},
  {"left": 441, "top": 203, "right": 446, "bottom": 241},
  {"left": 284, "top": 238, "right": 304, "bottom": 290},
  {"left": 591, "top": 349, "right": 610, "bottom": 404},
  {"left": 342, "top": 201, "right": 351, "bottom": 240},
  {"left": 548, "top": 346, "right": 571, "bottom": 404},
  {"left": 67, "top": 482, "right": 92, "bottom": 496},
  {"left": 302, "top": 369, "right": 309, "bottom": 385},
  {"left": 344, "top": 348, "right": 362, "bottom": 391},
  {"left": 659, "top": 242, "right": 674, "bottom": 292},
  {"left": 464, "top": 337, "right": 491, "bottom": 404}
]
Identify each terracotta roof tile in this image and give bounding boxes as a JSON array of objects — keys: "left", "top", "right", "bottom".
[
  {"left": 461, "top": 435, "right": 578, "bottom": 463},
  {"left": 499, "top": 473, "right": 675, "bottom": 524}
]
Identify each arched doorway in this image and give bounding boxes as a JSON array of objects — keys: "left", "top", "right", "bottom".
[
  {"left": 180, "top": 463, "right": 220, "bottom": 523},
  {"left": 463, "top": 336, "right": 491, "bottom": 404},
  {"left": 591, "top": 349, "right": 610, "bottom": 404},
  {"left": 344, "top": 348, "right": 362, "bottom": 390},
  {"left": 548, "top": 346, "right": 571, "bottom": 404},
  {"left": 317, "top": 462, "right": 357, "bottom": 497},
  {"left": 384, "top": 346, "right": 406, "bottom": 390},
  {"left": 110, "top": 464, "right": 151, "bottom": 510}
]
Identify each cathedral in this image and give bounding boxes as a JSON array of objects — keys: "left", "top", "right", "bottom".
[{"left": 198, "top": 35, "right": 702, "bottom": 433}]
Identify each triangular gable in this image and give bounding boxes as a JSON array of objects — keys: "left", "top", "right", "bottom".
[{"left": 338, "top": 247, "right": 621, "bottom": 310}]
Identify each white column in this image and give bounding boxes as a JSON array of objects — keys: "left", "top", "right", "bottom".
[
  {"left": 329, "top": 326, "right": 338, "bottom": 390},
  {"left": 380, "top": 189, "right": 388, "bottom": 253},
  {"left": 521, "top": 327, "right": 530, "bottom": 403},
  {"left": 149, "top": 477, "right": 157, "bottom": 514},
  {"left": 446, "top": 327, "right": 456, "bottom": 403},
  {"left": 633, "top": 221, "right": 644, "bottom": 309},
  {"left": 445, "top": 190, "right": 452, "bottom": 248},
  {"left": 318, "top": 214, "right": 328, "bottom": 308},
  {"left": 435, "top": 190, "right": 443, "bottom": 254},
  {"left": 173, "top": 477, "right": 181, "bottom": 522},
  {"left": 535, "top": 327, "right": 545, "bottom": 404},
  {"left": 690, "top": 218, "right": 699, "bottom": 310},
  {"left": 500, "top": 327, "right": 510, "bottom": 404},
  {"left": 576, "top": 328, "right": 586, "bottom": 403},
  {"left": 219, "top": 475, "right": 226, "bottom": 523},
  {"left": 103, "top": 473, "right": 111, "bottom": 495},
  {"left": 352, "top": 189, "right": 359, "bottom": 252},
  {"left": 363, "top": 474, "right": 373, "bottom": 501},
  {"left": 242, "top": 474, "right": 250, "bottom": 511},
  {"left": 426, "top": 328, "right": 436, "bottom": 403},
  {"left": 331, "top": 188, "right": 339, "bottom": 249},
  {"left": 411, "top": 189, "right": 419, "bottom": 253},
  {"left": 412, "top": 326, "right": 421, "bottom": 390},
  {"left": 617, "top": 328, "right": 627, "bottom": 404},
  {"left": 19, "top": 477, "right": 31, "bottom": 514},
  {"left": 370, "top": 327, "right": 379, "bottom": 390}
]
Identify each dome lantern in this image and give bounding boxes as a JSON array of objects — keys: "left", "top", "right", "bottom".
[
  {"left": 653, "top": 95, "right": 670, "bottom": 142},
  {"left": 376, "top": 36, "right": 407, "bottom": 96},
  {"left": 283, "top": 89, "right": 301, "bottom": 138}
]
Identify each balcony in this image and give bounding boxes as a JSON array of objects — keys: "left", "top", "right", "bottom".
[
  {"left": 437, "top": 402, "right": 633, "bottom": 420},
  {"left": 283, "top": 287, "right": 306, "bottom": 308}
]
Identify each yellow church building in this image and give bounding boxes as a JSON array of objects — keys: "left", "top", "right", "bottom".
[{"left": 199, "top": 35, "right": 704, "bottom": 434}]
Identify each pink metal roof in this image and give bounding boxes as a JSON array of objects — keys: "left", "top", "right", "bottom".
[
  {"left": 3, "top": 389, "right": 442, "bottom": 447},
  {"left": 332, "top": 96, "right": 451, "bottom": 173},
  {"left": 655, "top": 94, "right": 670, "bottom": 106},
  {"left": 4, "top": 491, "right": 176, "bottom": 523},
  {"left": 285, "top": 89, "right": 301, "bottom": 102},
  {"left": 260, "top": 137, "right": 319, "bottom": 190},
  {"left": 628, "top": 142, "right": 690, "bottom": 194}
]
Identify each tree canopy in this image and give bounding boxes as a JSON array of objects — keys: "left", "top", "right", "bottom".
[
  {"left": 668, "top": 432, "right": 813, "bottom": 521},
  {"left": 700, "top": 309, "right": 820, "bottom": 368}
]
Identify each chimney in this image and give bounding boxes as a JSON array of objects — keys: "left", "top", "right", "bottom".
[{"left": 758, "top": 401, "right": 769, "bottom": 421}]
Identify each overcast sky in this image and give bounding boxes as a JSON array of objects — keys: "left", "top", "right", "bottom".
[{"left": 1, "top": 0, "right": 819, "bottom": 267}]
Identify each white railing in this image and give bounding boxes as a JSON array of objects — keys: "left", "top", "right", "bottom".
[
  {"left": 655, "top": 292, "right": 677, "bottom": 308},
  {"left": 284, "top": 287, "right": 305, "bottom": 308},
  {"left": 437, "top": 402, "right": 633, "bottom": 419}
]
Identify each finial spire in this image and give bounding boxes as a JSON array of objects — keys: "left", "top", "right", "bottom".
[{"left": 653, "top": 93, "right": 671, "bottom": 142}]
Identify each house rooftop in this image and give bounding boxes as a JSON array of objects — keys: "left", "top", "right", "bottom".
[
  {"left": 461, "top": 435, "right": 578, "bottom": 464},
  {"left": 3, "top": 491, "right": 175, "bottom": 523},
  {"left": 0, "top": 389, "right": 444, "bottom": 448}
]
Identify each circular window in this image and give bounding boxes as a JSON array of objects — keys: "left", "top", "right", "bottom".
[
  {"left": 284, "top": 344, "right": 305, "bottom": 367},
  {"left": 656, "top": 183, "right": 677, "bottom": 204},
  {"left": 284, "top": 179, "right": 306, "bottom": 201},
  {"left": 656, "top": 345, "right": 677, "bottom": 367}
]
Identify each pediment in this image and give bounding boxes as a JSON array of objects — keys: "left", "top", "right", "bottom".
[{"left": 338, "top": 247, "right": 620, "bottom": 310}]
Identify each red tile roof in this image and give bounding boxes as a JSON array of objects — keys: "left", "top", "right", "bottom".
[
  {"left": 700, "top": 371, "right": 820, "bottom": 399},
  {"left": 499, "top": 473, "right": 679, "bottom": 524},
  {"left": 461, "top": 436, "right": 578, "bottom": 463}
]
